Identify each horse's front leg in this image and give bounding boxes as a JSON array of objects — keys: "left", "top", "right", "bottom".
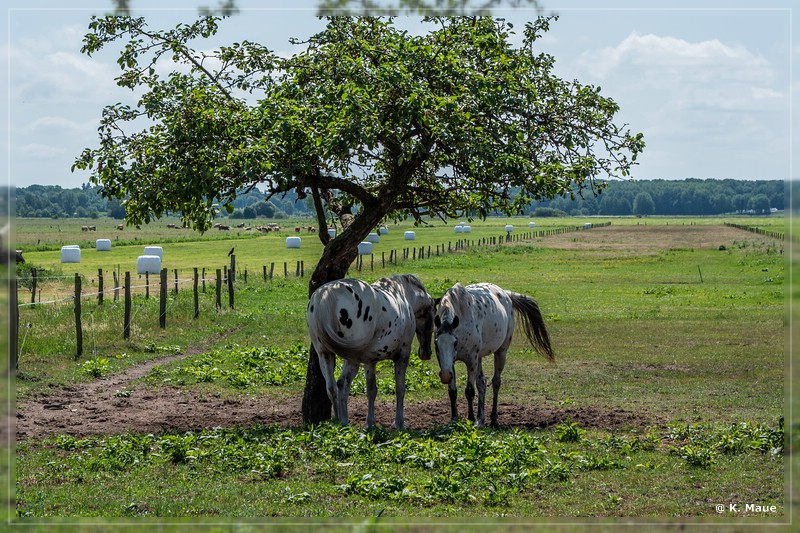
[
  {"left": 475, "top": 358, "right": 487, "bottom": 427},
  {"left": 446, "top": 367, "right": 459, "bottom": 423},
  {"left": 465, "top": 361, "right": 477, "bottom": 424},
  {"left": 364, "top": 362, "right": 378, "bottom": 429},
  {"left": 490, "top": 348, "right": 508, "bottom": 429},
  {"left": 336, "top": 359, "right": 360, "bottom": 425},
  {"left": 392, "top": 354, "right": 409, "bottom": 430}
]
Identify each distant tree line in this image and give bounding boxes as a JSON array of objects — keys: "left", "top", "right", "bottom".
[
  {"left": 524, "top": 178, "right": 784, "bottom": 217},
  {"left": 14, "top": 178, "right": 784, "bottom": 220}
]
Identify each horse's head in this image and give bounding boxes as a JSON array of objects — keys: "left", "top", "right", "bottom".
[
  {"left": 433, "top": 312, "right": 459, "bottom": 384},
  {"left": 395, "top": 275, "right": 435, "bottom": 360}
]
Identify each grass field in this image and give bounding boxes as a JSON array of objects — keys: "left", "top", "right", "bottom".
[{"left": 9, "top": 215, "right": 792, "bottom": 527}]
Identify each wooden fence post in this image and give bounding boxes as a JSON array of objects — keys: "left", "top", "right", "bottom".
[
  {"left": 215, "top": 269, "right": 222, "bottom": 310},
  {"left": 98, "top": 268, "right": 104, "bottom": 305},
  {"left": 113, "top": 270, "right": 119, "bottom": 302},
  {"left": 269, "top": 262, "right": 275, "bottom": 280},
  {"left": 193, "top": 268, "right": 199, "bottom": 319},
  {"left": 228, "top": 267, "right": 234, "bottom": 310},
  {"left": 174, "top": 269, "right": 179, "bottom": 295},
  {"left": 10, "top": 276, "right": 18, "bottom": 372},
  {"left": 159, "top": 268, "right": 167, "bottom": 329},
  {"left": 124, "top": 272, "right": 131, "bottom": 339},
  {"left": 230, "top": 254, "right": 236, "bottom": 284},
  {"left": 30, "top": 268, "right": 37, "bottom": 304},
  {"left": 145, "top": 272, "right": 150, "bottom": 299},
  {"left": 74, "top": 273, "right": 83, "bottom": 358},
  {"left": 202, "top": 268, "right": 206, "bottom": 293}
]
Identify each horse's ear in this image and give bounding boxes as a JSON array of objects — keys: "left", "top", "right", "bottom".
[
  {"left": 434, "top": 315, "right": 442, "bottom": 329},
  {"left": 452, "top": 316, "right": 459, "bottom": 329}
]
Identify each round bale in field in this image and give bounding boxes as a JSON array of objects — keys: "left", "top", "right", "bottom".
[
  {"left": 455, "top": 226, "right": 463, "bottom": 233},
  {"left": 463, "top": 226, "right": 472, "bottom": 233},
  {"left": 358, "top": 242, "right": 373, "bottom": 255},
  {"left": 96, "top": 239, "right": 112, "bottom": 251},
  {"left": 327, "top": 229, "right": 336, "bottom": 238},
  {"left": 584, "top": 223, "right": 593, "bottom": 229},
  {"left": 404, "top": 231, "right": 416, "bottom": 241},
  {"left": 528, "top": 221, "right": 536, "bottom": 228},
  {"left": 286, "top": 236, "right": 301, "bottom": 249},
  {"left": 143, "top": 246, "right": 163, "bottom": 259},
  {"left": 136, "top": 255, "right": 162, "bottom": 275},
  {"left": 367, "top": 233, "right": 380, "bottom": 243},
  {"left": 60, "top": 246, "right": 81, "bottom": 263},
  {"left": 379, "top": 226, "right": 389, "bottom": 235},
  {"left": 505, "top": 224, "right": 514, "bottom": 233}
]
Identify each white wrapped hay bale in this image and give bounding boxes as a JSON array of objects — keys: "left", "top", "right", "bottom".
[
  {"left": 455, "top": 226, "right": 463, "bottom": 233},
  {"left": 136, "top": 255, "right": 161, "bottom": 274},
  {"left": 379, "top": 226, "right": 389, "bottom": 235},
  {"left": 528, "top": 221, "right": 536, "bottom": 228},
  {"left": 286, "top": 236, "right": 301, "bottom": 248},
  {"left": 505, "top": 225, "right": 514, "bottom": 233},
  {"left": 328, "top": 229, "right": 337, "bottom": 238},
  {"left": 404, "top": 231, "right": 416, "bottom": 241},
  {"left": 143, "top": 246, "right": 163, "bottom": 259},
  {"left": 367, "top": 233, "right": 380, "bottom": 243},
  {"left": 584, "top": 223, "right": 593, "bottom": 229},
  {"left": 358, "top": 242, "right": 373, "bottom": 255},
  {"left": 463, "top": 226, "right": 472, "bottom": 233},
  {"left": 61, "top": 246, "right": 81, "bottom": 263},
  {"left": 96, "top": 239, "right": 112, "bottom": 251}
]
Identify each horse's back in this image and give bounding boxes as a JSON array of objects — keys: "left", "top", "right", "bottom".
[{"left": 307, "top": 278, "right": 412, "bottom": 362}]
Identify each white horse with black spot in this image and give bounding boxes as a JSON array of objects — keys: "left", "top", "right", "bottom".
[
  {"left": 306, "top": 274, "right": 435, "bottom": 430},
  {"left": 434, "top": 282, "right": 554, "bottom": 428}
]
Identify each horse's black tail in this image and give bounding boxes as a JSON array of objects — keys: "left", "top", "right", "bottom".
[{"left": 508, "top": 291, "right": 555, "bottom": 362}]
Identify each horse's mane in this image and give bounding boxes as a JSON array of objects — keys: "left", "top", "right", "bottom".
[{"left": 377, "top": 274, "right": 426, "bottom": 293}]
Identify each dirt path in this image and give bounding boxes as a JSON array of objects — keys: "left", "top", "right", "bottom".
[{"left": 14, "top": 347, "right": 657, "bottom": 440}]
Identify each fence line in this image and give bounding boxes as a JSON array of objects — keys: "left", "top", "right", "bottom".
[
  {"left": 12, "top": 223, "right": 611, "bottom": 366},
  {"left": 724, "top": 222, "right": 788, "bottom": 242}
]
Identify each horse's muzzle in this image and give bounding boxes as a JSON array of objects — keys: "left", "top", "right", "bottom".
[{"left": 439, "top": 370, "right": 452, "bottom": 385}]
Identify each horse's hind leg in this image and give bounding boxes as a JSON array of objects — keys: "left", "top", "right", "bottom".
[
  {"left": 490, "top": 348, "right": 508, "bottom": 429},
  {"left": 364, "top": 362, "right": 378, "bottom": 428},
  {"left": 392, "top": 355, "right": 409, "bottom": 430},
  {"left": 336, "top": 359, "right": 360, "bottom": 425},
  {"left": 318, "top": 350, "right": 340, "bottom": 420}
]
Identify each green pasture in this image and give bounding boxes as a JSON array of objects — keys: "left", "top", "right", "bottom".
[{"left": 11, "top": 217, "right": 791, "bottom": 524}]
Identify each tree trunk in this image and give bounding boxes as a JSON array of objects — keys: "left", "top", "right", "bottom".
[{"left": 301, "top": 206, "right": 388, "bottom": 425}]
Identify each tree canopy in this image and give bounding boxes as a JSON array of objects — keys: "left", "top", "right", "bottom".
[
  {"left": 74, "top": 15, "right": 643, "bottom": 243},
  {"left": 73, "top": 14, "right": 644, "bottom": 423}
]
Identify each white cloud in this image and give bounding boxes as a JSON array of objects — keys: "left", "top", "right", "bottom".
[
  {"left": 17, "top": 143, "right": 65, "bottom": 159},
  {"left": 576, "top": 32, "right": 781, "bottom": 112}
]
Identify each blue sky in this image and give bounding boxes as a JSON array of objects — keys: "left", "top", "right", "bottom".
[{"left": 2, "top": 0, "right": 797, "bottom": 189}]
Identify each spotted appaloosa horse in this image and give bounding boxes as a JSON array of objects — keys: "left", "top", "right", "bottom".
[
  {"left": 306, "top": 274, "right": 435, "bottom": 430},
  {"left": 434, "top": 282, "right": 554, "bottom": 428}
]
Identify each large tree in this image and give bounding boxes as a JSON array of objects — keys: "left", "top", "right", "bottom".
[{"left": 74, "top": 15, "right": 644, "bottom": 423}]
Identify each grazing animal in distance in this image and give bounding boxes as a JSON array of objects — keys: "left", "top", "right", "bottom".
[
  {"left": 434, "top": 282, "right": 554, "bottom": 428},
  {"left": 306, "top": 274, "right": 435, "bottom": 430}
]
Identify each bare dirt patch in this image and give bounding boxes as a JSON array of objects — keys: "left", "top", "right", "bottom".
[
  {"left": 14, "top": 351, "right": 657, "bottom": 440},
  {"left": 539, "top": 224, "right": 775, "bottom": 253}
]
